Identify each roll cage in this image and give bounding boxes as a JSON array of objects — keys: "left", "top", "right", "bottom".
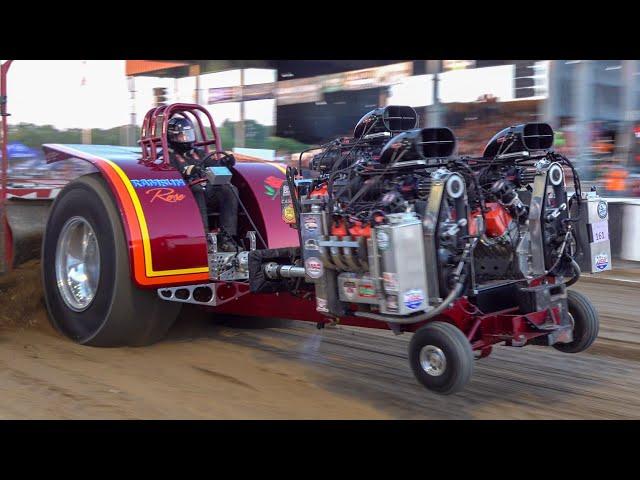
[{"left": 139, "top": 103, "right": 224, "bottom": 166}]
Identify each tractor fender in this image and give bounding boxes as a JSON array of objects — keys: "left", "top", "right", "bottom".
[
  {"left": 231, "top": 162, "right": 299, "bottom": 249},
  {"left": 42, "top": 144, "right": 299, "bottom": 289},
  {"left": 43, "top": 144, "right": 209, "bottom": 288}
]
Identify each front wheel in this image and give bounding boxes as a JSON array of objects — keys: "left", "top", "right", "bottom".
[
  {"left": 409, "top": 321, "right": 474, "bottom": 395},
  {"left": 42, "top": 174, "right": 181, "bottom": 347},
  {"left": 553, "top": 289, "right": 599, "bottom": 354}
]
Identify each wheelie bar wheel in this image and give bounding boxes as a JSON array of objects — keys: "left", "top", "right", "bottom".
[{"left": 409, "top": 321, "right": 474, "bottom": 395}]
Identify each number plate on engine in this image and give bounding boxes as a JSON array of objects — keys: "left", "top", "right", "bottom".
[{"left": 590, "top": 221, "right": 609, "bottom": 243}]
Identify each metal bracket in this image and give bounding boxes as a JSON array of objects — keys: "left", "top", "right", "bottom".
[
  {"left": 207, "top": 232, "right": 218, "bottom": 254},
  {"left": 157, "top": 282, "right": 249, "bottom": 306},
  {"left": 246, "top": 231, "right": 257, "bottom": 251}
]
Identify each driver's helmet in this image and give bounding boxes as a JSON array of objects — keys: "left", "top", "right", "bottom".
[{"left": 167, "top": 116, "right": 196, "bottom": 150}]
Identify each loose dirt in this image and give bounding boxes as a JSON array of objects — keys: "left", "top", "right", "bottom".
[
  {"left": 0, "top": 260, "right": 44, "bottom": 329},
  {"left": 1, "top": 262, "right": 640, "bottom": 419}
]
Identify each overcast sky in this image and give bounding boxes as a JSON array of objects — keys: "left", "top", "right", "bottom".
[{"left": 3, "top": 60, "right": 277, "bottom": 130}]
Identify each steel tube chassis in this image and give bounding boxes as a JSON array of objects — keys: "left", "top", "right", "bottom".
[{"left": 207, "top": 287, "right": 570, "bottom": 353}]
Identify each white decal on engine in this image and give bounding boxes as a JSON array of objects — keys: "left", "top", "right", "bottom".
[
  {"left": 404, "top": 289, "right": 425, "bottom": 310},
  {"left": 305, "top": 257, "right": 324, "bottom": 279}
]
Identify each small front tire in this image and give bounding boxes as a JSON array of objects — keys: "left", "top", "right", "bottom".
[
  {"left": 409, "top": 321, "right": 474, "bottom": 395},
  {"left": 553, "top": 289, "right": 599, "bottom": 354}
]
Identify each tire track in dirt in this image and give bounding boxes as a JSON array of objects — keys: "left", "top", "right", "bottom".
[{"left": 1, "top": 260, "right": 640, "bottom": 418}]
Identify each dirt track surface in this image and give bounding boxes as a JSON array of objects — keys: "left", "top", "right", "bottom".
[{"left": 1, "top": 263, "right": 640, "bottom": 419}]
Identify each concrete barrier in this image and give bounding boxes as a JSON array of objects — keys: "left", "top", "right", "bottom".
[
  {"left": 602, "top": 198, "right": 640, "bottom": 262},
  {"left": 620, "top": 201, "right": 640, "bottom": 262}
]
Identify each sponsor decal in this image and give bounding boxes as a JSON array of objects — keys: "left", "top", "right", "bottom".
[
  {"left": 382, "top": 272, "right": 399, "bottom": 292},
  {"left": 282, "top": 205, "right": 296, "bottom": 223},
  {"left": 131, "top": 178, "right": 186, "bottom": 188},
  {"left": 597, "top": 200, "right": 608, "bottom": 219},
  {"left": 304, "top": 217, "right": 319, "bottom": 232},
  {"left": 280, "top": 183, "right": 296, "bottom": 223},
  {"left": 316, "top": 297, "right": 329, "bottom": 313},
  {"left": 264, "top": 175, "right": 285, "bottom": 199},
  {"left": 377, "top": 231, "right": 390, "bottom": 251},
  {"left": 595, "top": 252, "right": 609, "bottom": 271},
  {"left": 304, "top": 239, "right": 320, "bottom": 251},
  {"left": 591, "top": 221, "right": 609, "bottom": 243},
  {"left": 385, "top": 294, "right": 399, "bottom": 313},
  {"left": 343, "top": 281, "right": 357, "bottom": 300},
  {"left": 145, "top": 187, "right": 186, "bottom": 203},
  {"left": 358, "top": 281, "right": 377, "bottom": 298},
  {"left": 404, "top": 289, "right": 425, "bottom": 310},
  {"left": 305, "top": 257, "right": 324, "bottom": 279}
]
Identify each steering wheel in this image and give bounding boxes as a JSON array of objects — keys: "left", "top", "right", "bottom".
[{"left": 203, "top": 151, "right": 236, "bottom": 168}]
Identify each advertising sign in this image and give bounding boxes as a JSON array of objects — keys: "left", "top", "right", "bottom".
[
  {"left": 207, "top": 86, "right": 242, "bottom": 104},
  {"left": 207, "top": 62, "right": 413, "bottom": 106},
  {"left": 243, "top": 83, "right": 276, "bottom": 101}
]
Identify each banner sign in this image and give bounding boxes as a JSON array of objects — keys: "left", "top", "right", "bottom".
[
  {"left": 276, "top": 78, "right": 323, "bottom": 105},
  {"left": 443, "top": 60, "right": 476, "bottom": 71},
  {"left": 208, "top": 84, "right": 277, "bottom": 104},
  {"left": 207, "top": 62, "right": 413, "bottom": 106},
  {"left": 207, "top": 86, "right": 242, "bottom": 104},
  {"left": 242, "top": 83, "right": 277, "bottom": 101}
]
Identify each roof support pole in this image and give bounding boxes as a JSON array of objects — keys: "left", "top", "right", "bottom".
[
  {"left": 235, "top": 68, "right": 245, "bottom": 148},
  {"left": 575, "top": 60, "right": 595, "bottom": 180},
  {"left": 425, "top": 60, "right": 443, "bottom": 128},
  {"left": 616, "top": 60, "right": 638, "bottom": 169},
  {"left": 543, "top": 60, "right": 560, "bottom": 129}
]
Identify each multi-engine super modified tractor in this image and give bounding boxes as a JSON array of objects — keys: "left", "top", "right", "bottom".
[{"left": 36, "top": 103, "right": 610, "bottom": 395}]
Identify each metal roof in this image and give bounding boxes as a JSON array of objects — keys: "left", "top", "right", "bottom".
[{"left": 126, "top": 60, "right": 406, "bottom": 79}]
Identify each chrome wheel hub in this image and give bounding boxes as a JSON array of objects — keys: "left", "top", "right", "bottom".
[
  {"left": 55, "top": 216, "right": 101, "bottom": 312},
  {"left": 419, "top": 345, "right": 447, "bottom": 376}
]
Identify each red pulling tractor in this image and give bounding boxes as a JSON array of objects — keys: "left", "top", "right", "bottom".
[{"left": 1, "top": 64, "right": 610, "bottom": 394}]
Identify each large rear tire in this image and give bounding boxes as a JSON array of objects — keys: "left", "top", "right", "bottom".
[
  {"left": 553, "top": 289, "right": 599, "bottom": 354},
  {"left": 409, "top": 321, "right": 474, "bottom": 395},
  {"left": 42, "top": 174, "right": 181, "bottom": 347}
]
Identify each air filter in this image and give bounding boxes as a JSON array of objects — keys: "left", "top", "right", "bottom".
[
  {"left": 353, "top": 105, "right": 418, "bottom": 139},
  {"left": 378, "top": 127, "right": 457, "bottom": 164},
  {"left": 483, "top": 123, "right": 554, "bottom": 158},
  {"left": 419, "top": 127, "right": 457, "bottom": 158}
]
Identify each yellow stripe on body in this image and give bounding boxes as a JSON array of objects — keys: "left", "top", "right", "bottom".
[
  {"left": 51, "top": 145, "right": 287, "bottom": 278},
  {"left": 102, "top": 158, "right": 209, "bottom": 277}
]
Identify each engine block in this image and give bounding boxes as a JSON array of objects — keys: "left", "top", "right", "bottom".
[{"left": 251, "top": 106, "right": 611, "bottom": 325}]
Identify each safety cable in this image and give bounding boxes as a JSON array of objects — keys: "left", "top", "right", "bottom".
[{"left": 228, "top": 186, "right": 268, "bottom": 250}]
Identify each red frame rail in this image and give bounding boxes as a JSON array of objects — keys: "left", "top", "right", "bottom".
[{"left": 1, "top": 60, "right": 14, "bottom": 273}]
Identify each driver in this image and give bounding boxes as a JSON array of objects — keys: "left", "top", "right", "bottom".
[{"left": 166, "top": 116, "right": 239, "bottom": 252}]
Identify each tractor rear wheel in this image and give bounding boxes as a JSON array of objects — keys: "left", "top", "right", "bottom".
[
  {"left": 409, "top": 321, "right": 474, "bottom": 395},
  {"left": 42, "top": 174, "right": 181, "bottom": 347},
  {"left": 553, "top": 289, "right": 599, "bottom": 354}
]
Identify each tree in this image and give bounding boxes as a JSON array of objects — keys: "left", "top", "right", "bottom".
[{"left": 8, "top": 120, "right": 312, "bottom": 156}]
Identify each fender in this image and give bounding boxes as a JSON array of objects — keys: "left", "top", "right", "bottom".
[
  {"left": 43, "top": 143, "right": 209, "bottom": 288},
  {"left": 42, "top": 144, "right": 298, "bottom": 288},
  {"left": 231, "top": 162, "right": 299, "bottom": 249}
]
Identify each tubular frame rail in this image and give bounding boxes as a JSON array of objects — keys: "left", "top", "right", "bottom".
[{"left": 1, "top": 60, "right": 14, "bottom": 274}]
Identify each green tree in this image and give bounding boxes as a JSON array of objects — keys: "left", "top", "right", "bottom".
[{"left": 8, "top": 121, "right": 311, "bottom": 156}]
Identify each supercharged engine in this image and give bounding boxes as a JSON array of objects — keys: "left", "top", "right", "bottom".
[{"left": 250, "top": 106, "right": 612, "bottom": 326}]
